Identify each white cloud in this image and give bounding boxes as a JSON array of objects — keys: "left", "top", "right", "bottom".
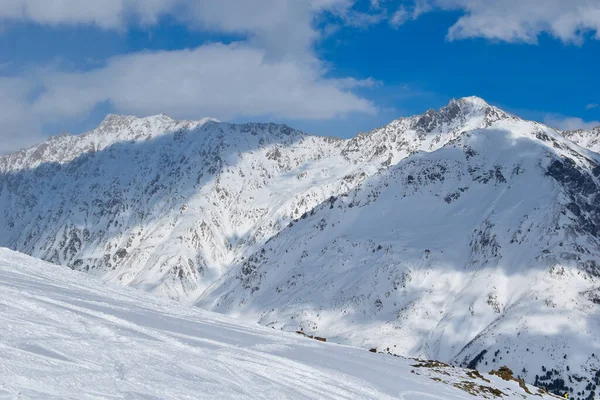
[
  {"left": 0, "top": 0, "right": 384, "bottom": 154},
  {"left": 0, "top": 0, "right": 171, "bottom": 29},
  {"left": 0, "top": 43, "right": 376, "bottom": 153},
  {"left": 337, "top": 9, "right": 387, "bottom": 28},
  {"left": 389, "top": 0, "right": 432, "bottom": 28},
  {"left": 544, "top": 115, "right": 600, "bottom": 131},
  {"left": 0, "top": 0, "right": 358, "bottom": 57},
  {"left": 333, "top": 77, "right": 382, "bottom": 89},
  {"left": 34, "top": 43, "right": 376, "bottom": 121},
  {"left": 390, "top": 6, "right": 410, "bottom": 28},
  {"left": 0, "top": 77, "right": 47, "bottom": 154},
  {"left": 370, "top": 0, "right": 382, "bottom": 9},
  {"left": 586, "top": 103, "right": 599, "bottom": 110},
  {"left": 396, "top": 0, "right": 600, "bottom": 44}
]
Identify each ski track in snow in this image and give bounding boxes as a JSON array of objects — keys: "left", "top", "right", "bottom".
[{"left": 0, "top": 248, "right": 553, "bottom": 400}]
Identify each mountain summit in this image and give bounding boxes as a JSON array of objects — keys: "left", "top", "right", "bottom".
[{"left": 2, "top": 98, "right": 600, "bottom": 398}]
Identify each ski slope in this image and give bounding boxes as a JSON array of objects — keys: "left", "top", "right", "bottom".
[{"left": 0, "top": 248, "right": 552, "bottom": 399}]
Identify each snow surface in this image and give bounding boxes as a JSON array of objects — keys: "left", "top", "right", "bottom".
[{"left": 0, "top": 247, "right": 552, "bottom": 400}]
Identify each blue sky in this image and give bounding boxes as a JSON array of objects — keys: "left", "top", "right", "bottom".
[{"left": 0, "top": 0, "right": 599, "bottom": 153}]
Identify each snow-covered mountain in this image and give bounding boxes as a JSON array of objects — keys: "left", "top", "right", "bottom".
[
  {"left": 3, "top": 247, "right": 552, "bottom": 399},
  {"left": 0, "top": 114, "right": 360, "bottom": 301},
  {"left": 0, "top": 97, "right": 504, "bottom": 302},
  {"left": 2, "top": 97, "right": 600, "bottom": 398}
]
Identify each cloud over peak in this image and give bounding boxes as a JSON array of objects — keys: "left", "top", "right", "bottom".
[{"left": 32, "top": 43, "right": 376, "bottom": 122}]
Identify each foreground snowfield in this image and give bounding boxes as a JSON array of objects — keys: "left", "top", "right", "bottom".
[{"left": 0, "top": 248, "right": 553, "bottom": 399}]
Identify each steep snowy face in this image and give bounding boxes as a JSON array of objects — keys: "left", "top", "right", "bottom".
[
  {"left": 199, "top": 119, "right": 600, "bottom": 399},
  {"left": 0, "top": 97, "right": 512, "bottom": 302},
  {"left": 0, "top": 116, "right": 355, "bottom": 301},
  {"left": 562, "top": 126, "right": 600, "bottom": 153}
]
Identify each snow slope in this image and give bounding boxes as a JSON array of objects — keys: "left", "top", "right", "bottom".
[
  {"left": 199, "top": 118, "right": 600, "bottom": 399},
  {"left": 0, "top": 247, "right": 551, "bottom": 400}
]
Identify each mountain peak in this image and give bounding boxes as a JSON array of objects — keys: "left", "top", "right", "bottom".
[
  {"left": 408, "top": 96, "right": 510, "bottom": 137},
  {"left": 97, "top": 113, "right": 138, "bottom": 129},
  {"left": 97, "top": 113, "right": 222, "bottom": 132},
  {"left": 98, "top": 113, "right": 174, "bottom": 127},
  {"left": 451, "top": 96, "right": 490, "bottom": 108},
  {"left": 442, "top": 96, "right": 494, "bottom": 118}
]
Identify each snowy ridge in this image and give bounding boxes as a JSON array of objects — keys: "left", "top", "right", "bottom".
[
  {"left": 0, "top": 114, "right": 217, "bottom": 173},
  {"left": 343, "top": 96, "right": 516, "bottom": 166},
  {"left": 562, "top": 126, "right": 600, "bottom": 153},
  {"left": 0, "top": 248, "right": 553, "bottom": 399}
]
